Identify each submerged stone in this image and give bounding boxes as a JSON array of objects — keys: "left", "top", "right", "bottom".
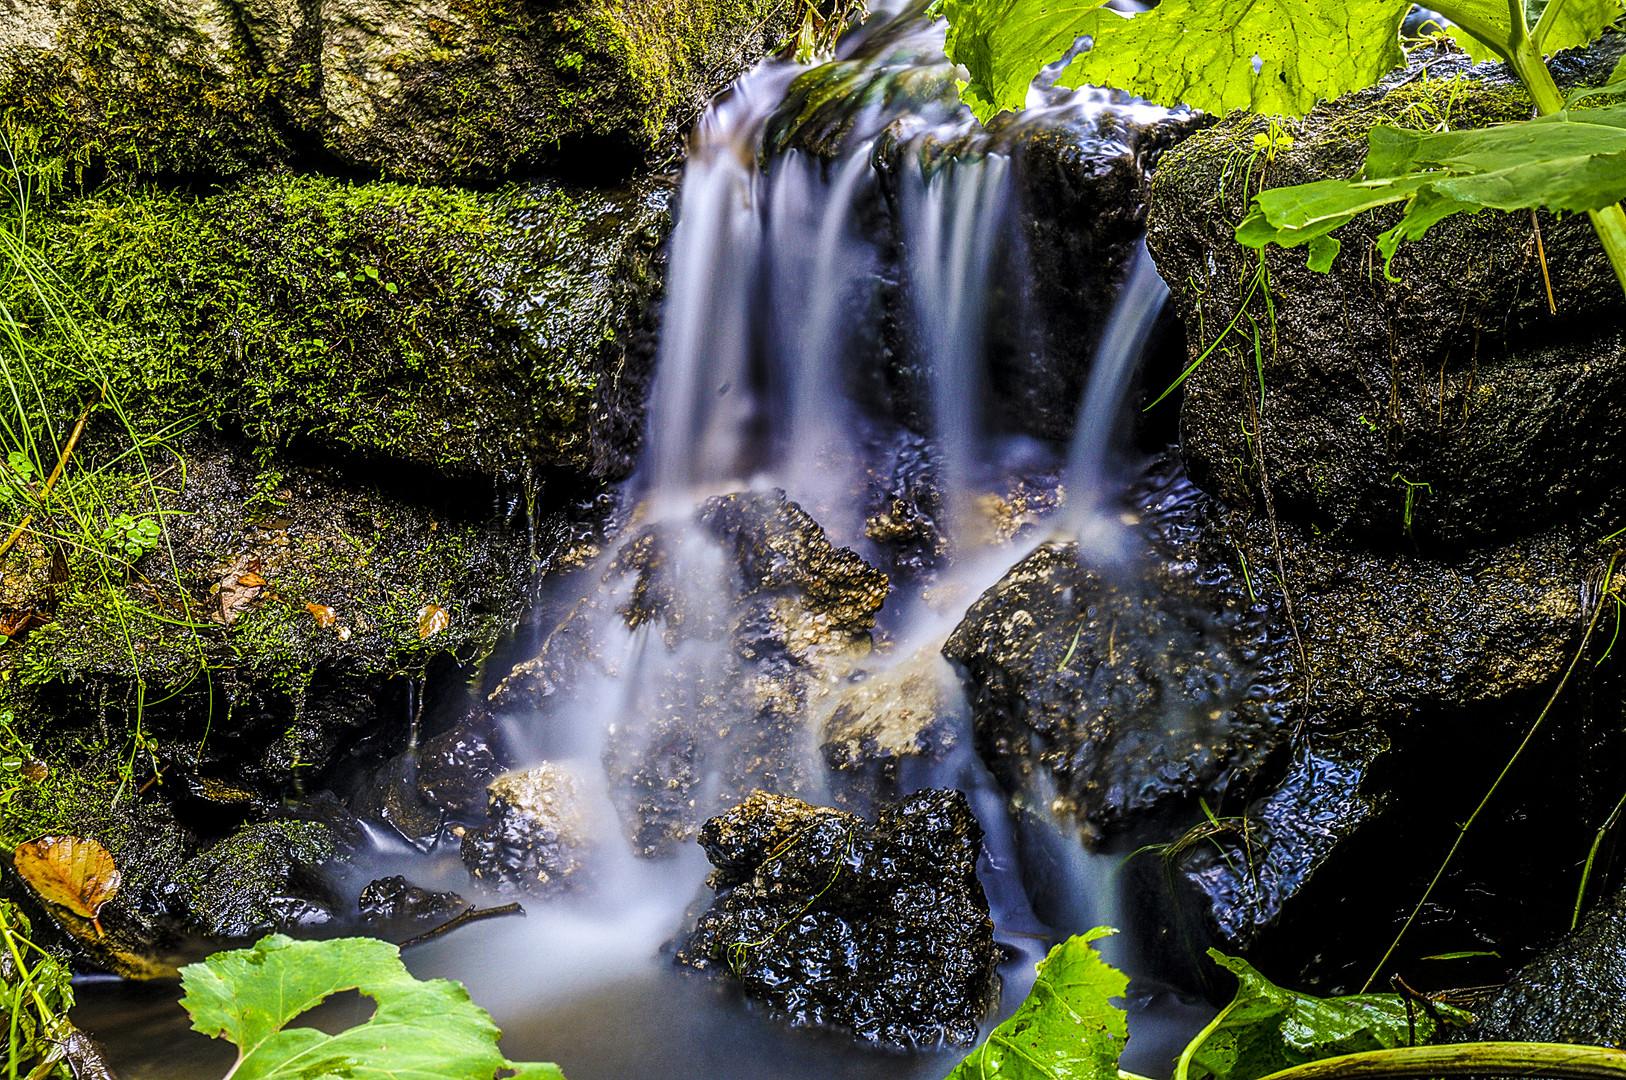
[
  {"left": 1469, "top": 882, "right": 1626, "bottom": 1046},
  {"left": 460, "top": 762, "right": 596, "bottom": 895},
  {"left": 358, "top": 875, "right": 471, "bottom": 930},
  {"left": 820, "top": 646, "right": 963, "bottom": 811},
  {"left": 675, "top": 789, "right": 1000, "bottom": 1047}
]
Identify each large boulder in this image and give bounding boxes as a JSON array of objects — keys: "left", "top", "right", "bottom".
[
  {"left": 1146, "top": 39, "right": 1626, "bottom": 551},
  {"left": 943, "top": 462, "right": 1287, "bottom": 850},
  {"left": 34, "top": 176, "right": 669, "bottom": 484},
  {"left": 0, "top": 0, "right": 794, "bottom": 181},
  {"left": 674, "top": 789, "right": 1000, "bottom": 1047},
  {"left": 459, "top": 762, "right": 597, "bottom": 895}
]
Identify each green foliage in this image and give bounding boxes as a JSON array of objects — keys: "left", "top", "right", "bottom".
[
  {"left": 946, "top": 931, "right": 1469, "bottom": 1080},
  {"left": 99, "top": 512, "right": 162, "bottom": 562},
  {"left": 946, "top": 928, "right": 1129, "bottom": 1080},
  {"left": 1, "top": 900, "right": 76, "bottom": 1080},
  {"left": 180, "top": 934, "right": 565, "bottom": 1080},
  {"left": 1180, "top": 952, "right": 1469, "bottom": 1080},
  {"left": 1236, "top": 99, "right": 1626, "bottom": 275}
]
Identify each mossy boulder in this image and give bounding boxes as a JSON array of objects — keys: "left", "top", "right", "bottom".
[
  {"left": 32, "top": 174, "right": 668, "bottom": 483},
  {"left": 0, "top": 0, "right": 792, "bottom": 181},
  {"left": 1146, "top": 39, "right": 1626, "bottom": 551}
]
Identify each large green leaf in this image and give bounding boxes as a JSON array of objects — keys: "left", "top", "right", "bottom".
[
  {"left": 1238, "top": 102, "right": 1626, "bottom": 274},
  {"left": 942, "top": 0, "right": 1117, "bottom": 122},
  {"left": 1530, "top": 0, "right": 1625, "bottom": 53},
  {"left": 1058, "top": 0, "right": 1412, "bottom": 117},
  {"left": 1186, "top": 952, "right": 1471, "bottom": 1080},
  {"left": 179, "top": 934, "right": 564, "bottom": 1080},
  {"left": 946, "top": 927, "right": 1129, "bottom": 1080}
]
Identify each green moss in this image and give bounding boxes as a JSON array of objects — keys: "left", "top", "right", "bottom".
[
  {"left": 0, "top": 0, "right": 290, "bottom": 179},
  {"left": 29, "top": 175, "right": 650, "bottom": 480}
]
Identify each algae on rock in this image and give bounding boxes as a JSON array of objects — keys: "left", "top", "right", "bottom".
[{"left": 0, "top": 0, "right": 793, "bottom": 181}]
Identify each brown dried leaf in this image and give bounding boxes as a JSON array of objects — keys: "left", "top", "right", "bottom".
[
  {"left": 21, "top": 759, "right": 48, "bottom": 782},
  {"left": 305, "top": 602, "right": 337, "bottom": 628},
  {"left": 417, "top": 604, "right": 449, "bottom": 640},
  {"left": 14, "top": 835, "right": 121, "bottom": 936},
  {"left": 236, "top": 572, "right": 268, "bottom": 588}
]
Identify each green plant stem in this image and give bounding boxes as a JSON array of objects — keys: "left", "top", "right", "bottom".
[
  {"left": 1507, "top": 37, "right": 1626, "bottom": 295},
  {"left": 1253, "top": 1042, "right": 1626, "bottom": 1080}
]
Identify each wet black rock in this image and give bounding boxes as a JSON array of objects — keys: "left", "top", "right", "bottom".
[
  {"left": 943, "top": 504, "right": 1285, "bottom": 848},
  {"left": 358, "top": 875, "right": 471, "bottom": 930},
  {"left": 675, "top": 789, "right": 1000, "bottom": 1047},
  {"left": 167, "top": 821, "right": 345, "bottom": 939},
  {"left": 351, "top": 752, "right": 445, "bottom": 853},
  {"left": 460, "top": 763, "right": 596, "bottom": 895},
  {"left": 1147, "top": 37, "right": 1626, "bottom": 551},
  {"left": 492, "top": 490, "right": 889, "bottom": 857},
  {"left": 1469, "top": 883, "right": 1626, "bottom": 1046},
  {"left": 416, "top": 721, "right": 505, "bottom": 819}
]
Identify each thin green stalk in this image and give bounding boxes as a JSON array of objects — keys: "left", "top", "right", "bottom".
[
  {"left": 1362, "top": 552, "right": 1620, "bottom": 991},
  {"left": 1254, "top": 1042, "right": 1626, "bottom": 1080},
  {"left": 1506, "top": 39, "right": 1626, "bottom": 295},
  {"left": 1573, "top": 784, "right": 1626, "bottom": 929}
]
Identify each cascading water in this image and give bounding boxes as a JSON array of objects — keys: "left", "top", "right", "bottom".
[{"left": 73, "top": 6, "right": 1211, "bottom": 1077}]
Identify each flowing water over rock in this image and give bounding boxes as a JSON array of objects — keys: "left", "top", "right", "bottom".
[{"left": 68, "top": 4, "right": 1230, "bottom": 1074}]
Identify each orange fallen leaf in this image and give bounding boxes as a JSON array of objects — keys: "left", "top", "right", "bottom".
[
  {"left": 14, "top": 835, "right": 121, "bottom": 937},
  {"left": 305, "top": 602, "right": 337, "bottom": 628},
  {"left": 236, "top": 572, "right": 267, "bottom": 588},
  {"left": 417, "top": 603, "right": 449, "bottom": 640}
]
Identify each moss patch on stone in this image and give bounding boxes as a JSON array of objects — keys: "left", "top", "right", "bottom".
[{"left": 24, "top": 174, "right": 665, "bottom": 482}]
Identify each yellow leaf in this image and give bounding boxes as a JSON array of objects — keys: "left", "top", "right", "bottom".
[
  {"left": 305, "top": 602, "right": 337, "bottom": 628},
  {"left": 417, "top": 604, "right": 449, "bottom": 640},
  {"left": 236, "top": 572, "right": 267, "bottom": 588},
  {"left": 14, "top": 835, "right": 121, "bottom": 936}
]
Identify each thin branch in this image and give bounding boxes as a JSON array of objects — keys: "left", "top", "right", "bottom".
[
  {"left": 397, "top": 902, "right": 525, "bottom": 949},
  {"left": 1255, "top": 1042, "right": 1626, "bottom": 1080}
]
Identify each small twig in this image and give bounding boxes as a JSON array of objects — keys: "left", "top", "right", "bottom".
[
  {"left": 0, "top": 404, "right": 92, "bottom": 563},
  {"left": 398, "top": 902, "right": 524, "bottom": 949},
  {"left": 1533, "top": 209, "right": 1558, "bottom": 314}
]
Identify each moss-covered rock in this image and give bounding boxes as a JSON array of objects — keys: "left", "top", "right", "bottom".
[
  {"left": 32, "top": 173, "right": 667, "bottom": 483},
  {"left": 0, "top": 0, "right": 793, "bottom": 181},
  {"left": 1146, "top": 39, "right": 1626, "bottom": 551}
]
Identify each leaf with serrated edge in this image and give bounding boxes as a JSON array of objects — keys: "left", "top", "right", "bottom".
[
  {"left": 942, "top": 0, "right": 1116, "bottom": 121},
  {"left": 945, "top": 927, "right": 1128, "bottom": 1080},
  {"left": 1531, "top": 0, "right": 1624, "bottom": 53},
  {"left": 1057, "top": 0, "right": 1411, "bottom": 117},
  {"left": 1187, "top": 952, "right": 1473, "bottom": 1080},
  {"left": 179, "top": 934, "right": 563, "bottom": 1080}
]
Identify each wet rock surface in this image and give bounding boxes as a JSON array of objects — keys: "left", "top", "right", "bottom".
[
  {"left": 675, "top": 789, "right": 1000, "bottom": 1047},
  {"left": 492, "top": 490, "right": 889, "bottom": 856},
  {"left": 1147, "top": 38, "right": 1626, "bottom": 551},
  {"left": 1469, "top": 882, "right": 1626, "bottom": 1046},
  {"left": 460, "top": 763, "right": 595, "bottom": 895},
  {"left": 358, "top": 875, "right": 471, "bottom": 931},
  {"left": 944, "top": 465, "right": 1288, "bottom": 849},
  {"left": 820, "top": 646, "right": 963, "bottom": 811},
  {"left": 0, "top": 0, "right": 793, "bottom": 181}
]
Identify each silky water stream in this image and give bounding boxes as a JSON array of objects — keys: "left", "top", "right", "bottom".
[{"left": 73, "top": 7, "right": 1217, "bottom": 1074}]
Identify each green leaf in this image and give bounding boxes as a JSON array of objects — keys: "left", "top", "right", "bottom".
[
  {"left": 1186, "top": 952, "right": 1472, "bottom": 1080},
  {"left": 1239, "top": 104, "right": 1626, "bottom": 272},
  {"left": 945, "top": 927, "right": 1128, "bottom": 1080},
  {"left": 1430, "top": 0, "right": 1518, "bottom": 60},
  {"left": 941, "top": 0, "right": 1116, "bottom": 121},
  {"left": 180, "top": 934, "right": 563, "bottom": 1080},
  {"left": 1055, "top": 0, "right": 1412, "bottom": 117},
  {"left": 1531, "top": 0, "right": 1624, "bottom": 53}
]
